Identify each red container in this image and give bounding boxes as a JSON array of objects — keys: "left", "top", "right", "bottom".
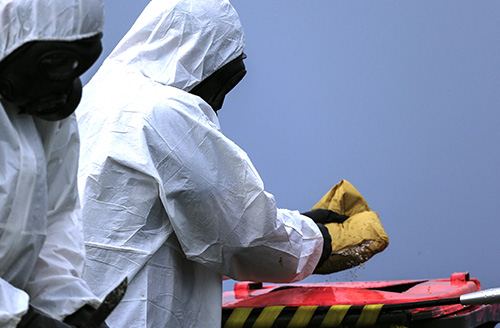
[{"left": 222, "top": 272, "right": 500, "bottom": 327}]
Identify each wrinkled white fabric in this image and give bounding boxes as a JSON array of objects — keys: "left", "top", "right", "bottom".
[
  {"left": 0, "top": 0, "right": 103, "bottom": 326},
  {"left": 0, "top": 106, "right": 100, "bottom": 326},
  {"left": 0, "top": 280, "right": 28, "bottom": 327},
  {"left": 107, "top": 0, "right": 245, "bottom": 91},
  {"left": 77, "top": 0, "right": 323, "bottom": 327},
  {"left": 0, "top": 0, "right": 104, "bottom": 60}
]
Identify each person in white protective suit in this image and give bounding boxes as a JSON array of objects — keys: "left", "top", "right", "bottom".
[
  {"left": 77, "top": 0, "right": 340, "bottom": 327},
  {"left": 0, "top": 0, "right": 111, "bottom": 327}
]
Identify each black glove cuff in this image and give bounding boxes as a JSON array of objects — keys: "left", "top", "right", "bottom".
[
  {"left": 301, "top": 209, "right": 349, "bottom": 224},
  {"left": 315, "top": 223, "right": 332, "bottom": 269}
]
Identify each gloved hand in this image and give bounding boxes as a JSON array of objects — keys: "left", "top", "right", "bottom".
[
  {"left": 64, "top": 305, "right": 109, "bottom": 328},
  {"left": 17, "top": 306, "right": 74, "bottom": 328},
  {"left": 301, "top": 209, "right": 346, "bottom": 269},
  {"left": 307, "top": 180, "right": 389, "bottom": 274}
]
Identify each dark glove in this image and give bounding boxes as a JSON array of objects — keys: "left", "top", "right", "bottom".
[
  {"left": 17, "top": 306, "right": 74, "bottom": 328},
  {"left": 301, "top": 210, "right": 347, "bottom": 270},
  {"left": 301, "top": 208, "right": 349, "bottom": 225},
  {"left": 64, "top": 305, "right": 109, "bottom": 328}
]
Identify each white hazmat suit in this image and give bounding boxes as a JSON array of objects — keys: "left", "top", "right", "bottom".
[
  {"left": 77, "top": 0, "right": 324, "bottom": 327},
  {"left": 0, "top": 0, "right": 103, "bottom": 326}
]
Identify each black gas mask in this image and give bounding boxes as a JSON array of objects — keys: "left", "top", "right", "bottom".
[
  {"left": 0, "top": 33, "right": 102, "bottom": 121},
  {"left": 190, "top": 53, "right": 247, "bottom": 113}
]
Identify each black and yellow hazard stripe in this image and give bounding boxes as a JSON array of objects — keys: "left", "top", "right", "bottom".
[{"left": 222, "top": 303, "right": 398, "bottom": 328}]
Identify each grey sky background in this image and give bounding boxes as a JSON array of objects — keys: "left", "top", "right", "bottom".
[{"left": 82, "top": 1, "right": 500, "bottom": 292}]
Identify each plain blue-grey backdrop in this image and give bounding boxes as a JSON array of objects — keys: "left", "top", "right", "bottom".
[{"left": 82, "top": 1, "right": 500, "bottom": 292}]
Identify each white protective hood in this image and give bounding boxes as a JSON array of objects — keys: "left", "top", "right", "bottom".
[
  {"left": 0, "top": 0, "right": 103, "bottom": 326},
  {"left": 0, "top": 0, "right": 104, "bottom": 62},
  {"left": 78, "top": 0, "right": 323, "bottom": 327},
  {"left": 107, "top": 0, "right": 245, "bottom": 90}
]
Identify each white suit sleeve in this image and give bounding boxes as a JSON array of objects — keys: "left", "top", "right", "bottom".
[
  {"left": 0, "top": 279, "right": 29, "bottom": 328},
  {"left": 24, "top": 116, "right": 99, "bottom": 320},
  {"left": 143, "top": 100, "right": 323, "bottom": 283}
]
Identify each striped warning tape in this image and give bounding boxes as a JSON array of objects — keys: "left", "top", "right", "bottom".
[{"left": 222, "top": 303, "right": 399, "bottom": 328}]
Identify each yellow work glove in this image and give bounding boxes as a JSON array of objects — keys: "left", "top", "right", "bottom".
[{"left": 305, "top": 179, "right": 389, "bottom": 274}]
